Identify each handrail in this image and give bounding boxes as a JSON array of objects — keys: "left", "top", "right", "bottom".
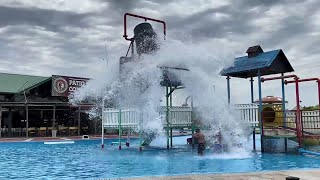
[{"left": 261, "top": 74, "right": 298, "bottom": 82}]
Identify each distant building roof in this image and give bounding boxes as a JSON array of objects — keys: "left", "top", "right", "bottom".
[
  {"left": 220, "top": 45, "right": 294, "bottom": 78},
  {"left": 291, "top": 105, "right": 303, "bottom": 110},
  {"left": 0, "top": 73, "right": 51, "bottom": 94},
  {"left": 254, "top": 96, "right": 288, "bottom": 104}
]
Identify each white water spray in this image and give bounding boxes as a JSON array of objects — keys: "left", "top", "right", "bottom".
[{"left": 71, "top": 38, "right": 252, "bottom": 156}]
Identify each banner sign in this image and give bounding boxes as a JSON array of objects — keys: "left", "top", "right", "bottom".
[{"left": 51, "top": 75, "right": 90, "bottom": 97}]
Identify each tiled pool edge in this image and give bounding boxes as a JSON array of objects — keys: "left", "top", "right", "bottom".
[{"left": 110, "top": 169, "right": 320, "bottom": 180}]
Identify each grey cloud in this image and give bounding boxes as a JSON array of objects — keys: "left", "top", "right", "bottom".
[{"left": 0, "top": 6, "right": 91, "bottom": 32}]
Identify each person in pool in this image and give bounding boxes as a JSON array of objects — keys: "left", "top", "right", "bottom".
[{"left": 192, "top": 128, "right": 206, "bottom": 155}]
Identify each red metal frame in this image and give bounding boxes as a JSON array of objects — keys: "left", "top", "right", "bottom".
[
  {"left": 261, "top": 74, "right": 303, "bottom": 147},
  {"left": 285, "top": 78, "right": 320, "bottom": 111},
  {"left": 123, "top": 13, "right": 166, "bottom": 41},
  {"left": 285, "top": 77, "right": 320, "bottom": 139}
]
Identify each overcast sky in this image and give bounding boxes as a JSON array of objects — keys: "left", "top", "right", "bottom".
[{"left": 0, "top": 0, "right": 319, "bottom": 108}]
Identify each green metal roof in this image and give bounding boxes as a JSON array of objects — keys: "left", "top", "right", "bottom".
[{"left": 0, "top": 73, "right": 51, "bottom": 94}]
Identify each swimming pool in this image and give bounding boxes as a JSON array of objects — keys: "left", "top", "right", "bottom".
[{"left": 0, "top": 136, "right": 319, "bottom": 180}]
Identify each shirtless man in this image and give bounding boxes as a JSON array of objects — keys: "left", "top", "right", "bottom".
[{"left": 193, "top": 128, "right": 206, "bottom": 155}]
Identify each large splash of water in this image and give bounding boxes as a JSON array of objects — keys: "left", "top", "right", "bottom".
[{"left": 70, "top": 38, "right": 252, "bottom": 155}]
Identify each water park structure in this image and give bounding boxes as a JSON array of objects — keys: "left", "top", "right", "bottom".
[
  {"left": 101, "top": 13, "right": 320, "bottom": 155},
  {"left": 101, "top": 13, "right": 193, "bottom": 150},
  {"left": 221, "top": 46, "right": 320, "bottom": 153}
]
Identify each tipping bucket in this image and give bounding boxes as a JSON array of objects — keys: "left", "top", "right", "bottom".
[{"left": 134, "top": 22, "right": 159, "bottom": 55}]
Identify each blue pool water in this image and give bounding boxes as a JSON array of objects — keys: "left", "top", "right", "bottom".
[{"left": 0, "top": 137, "right": 320, "bottom": 180}]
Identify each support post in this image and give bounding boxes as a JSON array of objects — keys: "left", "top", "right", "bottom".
[
  {"left": 52, "top": 105, "right": 56, "bottom": 138},
  {"left": 318, "top": 80, "right": 320, "bottom": 120},
  {"left": 253, "top": 128, "right": 256, "bottom": 150},
  {"left": 139, "top": 117, "right": 142, "bottom": 151},
  {"left": 169, "top": 86, "right": 173, "bottom": 148},
  {"left": 101, "top": 116, "right": 104, "bottom": 148},
  {"left": 118, "top": 109, "right": 122, "bottom": 150},
  {"left": 257, "top": 70, "right": 264, "bottom": 152},
  {"left": 131, "top": 40, "right": 134, "bottom": 58},
  {"left": 191, "top": 96, "right": 195, "bottom": 149},
  {"left": 78, "top": 107, "right": 81, "bottom": 136},
  {"left": 0, "top": 104, "right": 2, "bottom": 138},
  {"left": 170, "top": 128, "right": 173, "bottom": 148},
  {"left": 295, "top": 77, "right": 302, "bottom": 147},
  {"left": 26, "top": 104, "right": 29, "bottom": 138},
  {"left": 227, "top": 76, "right": 231, "bottom": 104},
  {"left": 126, "top": 129, "right": 130, "bottom": 147},
  {"left": 281, "top": 73, "right": 288, "bottom": 152},
  {"left": 250, "top": 77, "right": 256, "bottom": 150},
  {"left": 250, "top": 77, "right": 254, "bottom": 103},
  {"left": 191, "top": 124, "right": 195, "bottom": 149},
  {"left": 101, "top": 95, "right": 105, "bottom": 148},
  {"left": 166, "top": 86, "right": 170, "bottom": 149}
]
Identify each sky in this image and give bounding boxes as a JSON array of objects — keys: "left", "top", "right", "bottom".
[{"left": 0, "top": 0, "right": 319, "bottom": 108}]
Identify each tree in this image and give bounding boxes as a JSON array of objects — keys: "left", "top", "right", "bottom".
[{"left": 302, "top": 105, "right": 320, "bottom": 110}]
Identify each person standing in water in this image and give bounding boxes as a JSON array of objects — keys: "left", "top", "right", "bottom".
[{"left": 193, "top": 128, "right": 206, "bottom": 155}]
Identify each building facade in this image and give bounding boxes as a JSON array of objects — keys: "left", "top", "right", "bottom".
[{"left": 0, "top": 73, "right": 97, "bottom": 137}]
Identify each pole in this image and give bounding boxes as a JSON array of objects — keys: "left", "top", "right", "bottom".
[
  {"left": 131, "top": 40, "right": 134, "bottom": 58},
  {"left": 126, "top": 129, "right": 130, "bottom": 147},
  {"left": 295, "top": 77, "right": 302, "bottom": 147},
  {"left": 52, "top": 105, "right": 56, "bottom": 138},
  {"left": 258, "top": 70, "right": 264, "bottom": 152},
  {"left": 318, "top": 80, "right": 320, "bottom": 121},
  {"left": 170, "top": 128, "right": 173, "bottom": 148},
  {"left": 78, "top": 107, "right": 81, "bottom": 136},
  {"left": 250, "top": 77, "right": 256, "bottom": 150},
  {"left": 191, "top": 97, "right": 195, "bottom": 149},
  {"left": 227, "top": 76, "right": 231, "bottom": 104},
  {"left": 26, "top": 104, "right": 29, "bottom": 138},
  {"left": 0, "top": 104, "right": 2, "bottom": 138},
  {"left": 139, "top": 115, "right": 142, "bottom": 151},
  {"left": 118, "top": 109, "right": 122, "bottom": 150},
  {"left": 166, "top": 86, "right": 169, "bottom": 149},
  {"left": 101, "top": 115, "right": 104, "bottom": 148},
  {"left": 101, "top": 94, "right": 105, "bottom": 148},
  {"left": 281, "top": 73, "right": 288, "bottom": 152},
  {"left": 253, "top": 129, "right": 256, "bottom": 151},
  {"left": 169, "top": 86, "right": 173, "bottom": 148},
  {"left": 250, "top": 77, "right": 254, "bottom": 103}
]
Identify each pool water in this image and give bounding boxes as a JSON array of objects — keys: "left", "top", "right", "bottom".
[{"left": 0, "top": 137, "right": 320, "bottom": 180}]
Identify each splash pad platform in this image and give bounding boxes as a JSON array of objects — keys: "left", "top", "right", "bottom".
[{"left": 101, "top": 13, "right": 200, "bottom": 151}]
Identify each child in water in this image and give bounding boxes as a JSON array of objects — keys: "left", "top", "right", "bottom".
[{"left": 192, "top": 128, "right": 206, "bottom": 155}]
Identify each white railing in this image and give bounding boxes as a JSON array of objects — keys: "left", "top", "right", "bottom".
[
  {"left": 102, "top": 106, "right": 192, "bottom": 129},
  {"left": 102, "top": 108, "right": 141, "bottom": 128},
  {"left": 235, "top": 104, "right": 259, "bottom": 126},
  {"left": 235, "top": 103, "right": 320, "bottom": 134},
  {"left": 300, "top": 111, "right": 320, "bottom": 134},
  {"left": 102, "top": 104, "right": 320, "bottom": 133},
  {"left": 160, "top": 106, "right": 192, "bottom": 127}
]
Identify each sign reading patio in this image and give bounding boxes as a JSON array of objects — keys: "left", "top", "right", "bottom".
[{"left": 51, "top": 75, "right": 89, "bottom": 97}]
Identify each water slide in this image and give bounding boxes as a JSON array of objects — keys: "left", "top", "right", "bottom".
[{"left": 299, "top": 148, "right": 320, "bottom": 156}]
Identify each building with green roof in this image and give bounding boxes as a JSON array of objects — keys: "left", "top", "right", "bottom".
[{"left": 0, "top": 72, "right": 93, "bottom": 138}]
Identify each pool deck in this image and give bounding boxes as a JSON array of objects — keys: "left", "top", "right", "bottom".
[
  {"left": 0, "top": 132, "right": 191, "bottom": 142},
  {"left": 117, "top": 169, "right": 320, "bottom": 180},
  {"left": 0, "top": 135, "right": 130, "bottom": 142}
]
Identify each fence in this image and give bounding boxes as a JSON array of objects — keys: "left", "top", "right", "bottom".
[
  {"left": 235, "top": 103, "right": 320, "bottom": 134},
  {"left": 102, "top": 106, "right": 192, "bottom": 129}
]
